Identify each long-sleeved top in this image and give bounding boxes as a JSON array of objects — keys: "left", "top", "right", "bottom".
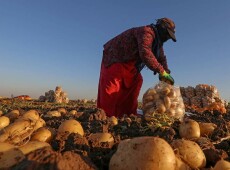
[{"left": 102, "top": 25, "right": 169, "bottom": 74}]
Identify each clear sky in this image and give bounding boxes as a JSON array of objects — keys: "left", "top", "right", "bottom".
[{"left": 0, "top": 1, "right": 230, "bottom": 101}]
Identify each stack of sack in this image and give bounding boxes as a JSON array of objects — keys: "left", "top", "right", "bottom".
[
  {"left": 38, "top": 86, "right": 69, "bottom": 104},
  {"left": 180, "top": 84, "right": 227, "bottom": 113}
]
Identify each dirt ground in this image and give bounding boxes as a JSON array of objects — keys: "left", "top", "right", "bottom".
[{"left": 1, "top": 99, "right": 230, "bottom": 170}]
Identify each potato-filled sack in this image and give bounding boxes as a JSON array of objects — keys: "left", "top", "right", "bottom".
[{"left": 142, "top": 81, "right": 185, "bottom": 121}]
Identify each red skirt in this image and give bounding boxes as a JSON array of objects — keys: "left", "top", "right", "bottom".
[{"left": 97, "top": 60, "right": 143, "bottom": 117}]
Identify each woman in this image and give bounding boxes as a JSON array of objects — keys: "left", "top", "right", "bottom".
[{"left": 97, "top": 18, "right": 176, "bottom": 117}]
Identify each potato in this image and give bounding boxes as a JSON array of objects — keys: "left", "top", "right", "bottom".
[
  {"left": 44, "top": 110, "right": 61, "bottom": 118},
  {"left": 143, "top": 89, "right": 154, "bottom": 102},
  {"left": 171, "top": 139, "right": 206, "bottom": 169},
  {"left": 175, "top": 155, "right": 191, "bottom": 170},
  {"left": 161, "top": 86, "right": 171, "bottom": 95},
  {"left": 0, "top": 119, "right": 36, "bottom": 145},
  {"left": 125, "top": 117, "right": 132, "bottom": 126},
  {"left": 170, "top": 102, "right": 178, "bottom": 109},
  {"left": 156, "top": 100, "right": 166, "bottom": 113},
  {"left": 58, "top": 108, "right": 67, "bottom": 115},
  {"left": 108, "top": 116, "right": 118, "bottom": 126},
  {"left": 15, "top": 117, "right": 45, "bottom": 130},
  {"left": 153, "top": 93, "right": 160, "bottom": 101},
  {"left": 0, "top": 133, "right": 9, "bottom": 142},
  {"left": 144, "top": 107, "right": 155, "bottom": 116},
  {"left": 58, "top": 119, "right": 84, "bottom": 136},
  {"left": 19, "top": 141, "right": 51, "bottom": 155},
  {"left": 109, "top": 136, "right": 176, "bottom": 170},
  {"left": 164, "top": 96, "right": 171, "bottom": 109},
  {"left": 3, "top": 119, "right": 33, "bottom": 136},
  {"left": 157, "top": 104, "right": 166, "bottom": 114},
  {"left": 22, "top": 110, "right": 39, "bottom": 121},
  {"left": 34, "top": 118, "right": 46, "bottom": 131},
  {"left": 143, "top": 108, "right": 154, "bottom": 116},
  {"left": 199, "top": 122, "right": 217, "bottom": 136},
  {"left": 142, "top": 95, "right": 155, "bottom": 104},
  {"left": 0, "top": 116, "right": 10, "bottom": 130},
  {"left": 69, "top": 110, "right": 77, "bottom": 116},
  {"left": 75, "top": 111, "right": 84, "bottom": 118},
  {"left": 5, "top": 110, "right": 20, "bottom": 121},
  {"left": 174, "top": 107, "right": 185, "bottom": 120},
  {"left": 168, "top": 89, "right": 177, "bottom": 98},
  {"left": 166, "top": 108, "right": 176, "bottom": 117},
  {"left": 31, "top": 127, "right": 52, "bottom": 142},
  {"left": 88, "top": 132, "right": 114, "bottom": 144},
  {"left": 146, "top": 88, "right": 157, "bottom": 96},
  {"left": 143, "top": 101, "right": 154, "bottom": 109},
  {"left": 0, "top": 110, "right": 3, "bottom": 116},
  {"left": 179, "top": 119, "right": 200, "bottom": 139},
  {"left": 0, "top": 142, "right": 25, "bottom": 169},
  {"left": 213, "top": 159, "right": 230, "bottom": 170}
]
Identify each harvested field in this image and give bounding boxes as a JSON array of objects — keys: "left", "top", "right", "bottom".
[{"left": 0, "top": 98, "right": 230, "bottom": 170}]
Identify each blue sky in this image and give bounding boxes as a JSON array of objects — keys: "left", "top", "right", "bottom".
[{"left": 0, "top": 1, "right": 230, "bottom": 101}]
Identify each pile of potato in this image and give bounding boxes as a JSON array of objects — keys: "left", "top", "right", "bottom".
[
  {"left": 0, "top": 110, "right": 46, "bottom": 145},
  {"left": 0, "top": 109, "right": 116, "bottom": 169},
  {"left": 109, "top": 113, "right": 230, "bottom": 170},
  {"left": 142, "top": 82, "right": 185, "bottom": 120},
  {"left": 38, "top": 86, "right": 69, "bottom": 103}
]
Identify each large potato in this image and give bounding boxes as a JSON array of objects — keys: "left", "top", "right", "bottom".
[
  {"left": 58, "top": 119, "right": 84, "bottom": 136},
  {"left": 171, "top": 139, "right": 206, "bottom": 169},
  {"left": 179, "top": 119, "right": 200, "bottom": 139},
  {"left": 109, "top": 136, "right": 176, "bottom": 170},
  {"left": 0, "top": 142, "right": 25, "bottom": 169}
]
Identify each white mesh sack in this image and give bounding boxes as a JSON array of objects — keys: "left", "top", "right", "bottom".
[{"left": 142, "top": 81, "right": 185, "bottom": 121}]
